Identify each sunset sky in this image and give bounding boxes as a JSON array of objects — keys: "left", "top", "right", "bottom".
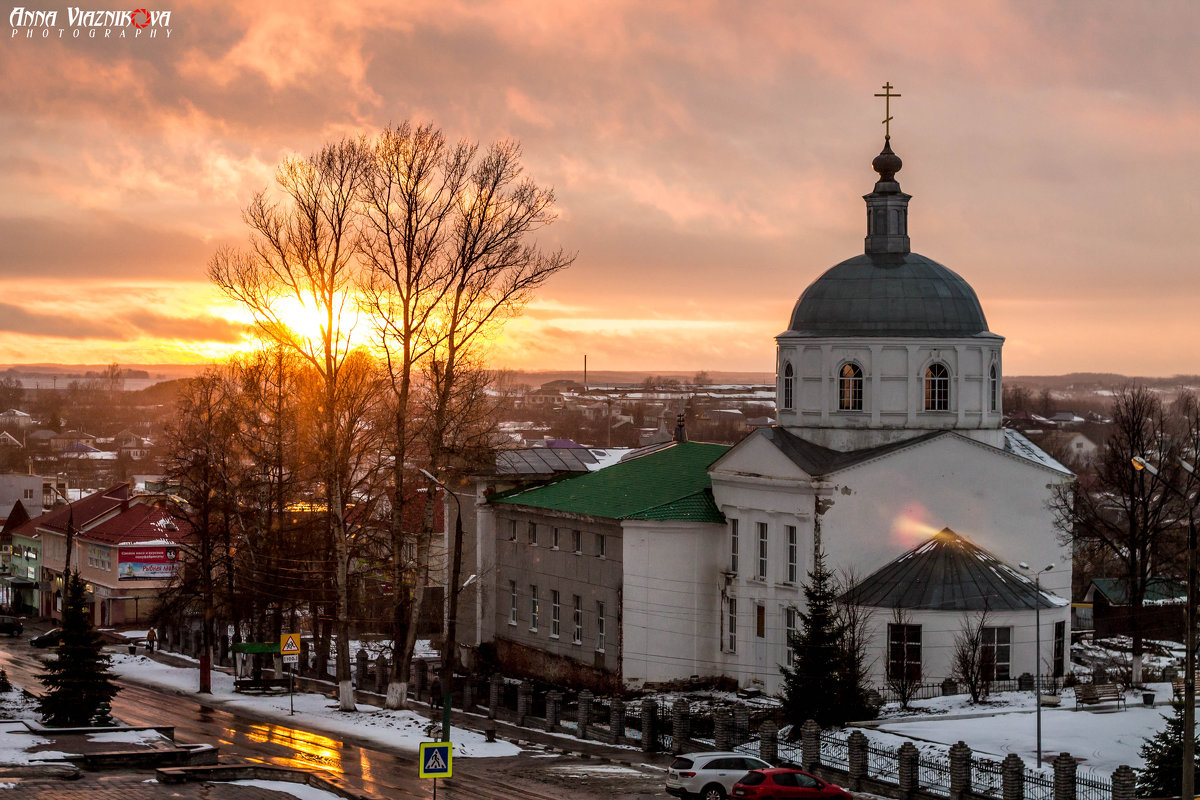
[{"left": 3, "top": 1, "right": 1199, "bottom": 376}]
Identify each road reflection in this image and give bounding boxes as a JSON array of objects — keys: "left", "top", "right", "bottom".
[{"left": 242, "top": 722, "right": 344, "bottom": 773}]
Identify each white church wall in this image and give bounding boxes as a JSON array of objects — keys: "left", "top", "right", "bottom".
[
  {"left": 819, "top": 435, "right": 1073, "bottom": 601},
  {"left": 861, "top": 604, "right": 1071, "bottom": 688},
  {"left": 620, "top": 519, "right": 727, "bottom": 688}
]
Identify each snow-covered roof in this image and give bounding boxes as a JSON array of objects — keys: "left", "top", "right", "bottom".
[{"left": 1002, "top": 429, "right": 1072, "bottom": 474}]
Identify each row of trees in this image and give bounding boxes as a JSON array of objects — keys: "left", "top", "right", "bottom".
[{"left": 168, "top": 122, "right": 572, "bottom": 711}]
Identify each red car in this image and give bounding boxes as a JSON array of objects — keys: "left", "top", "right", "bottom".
[{"left": 731, "top": 768, "right": 853, "bottom": 799}]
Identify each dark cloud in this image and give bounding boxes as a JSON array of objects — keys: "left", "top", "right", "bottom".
[{"left": 124, "top": 309, "right": 246, "bottom": 342}]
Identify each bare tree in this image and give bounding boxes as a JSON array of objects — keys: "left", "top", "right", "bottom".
[
  {"left": 359, "top": 127, "right": 574, "bottom": 707},
  {"left": 1049, "top": 385, "right": 1199, "bottom": 685},
  {"left": 209, "top": 138, "right": 372, "bottom": 711},
  {"left": 886, "top": 607, "right": 922, "bottom": 709},
  {"left": 953, "top": 607, "right": 993, "bottom": 703}
]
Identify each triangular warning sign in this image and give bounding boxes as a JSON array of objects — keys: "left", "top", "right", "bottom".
[
  {"left": 282, "top": 635, "right": 298, "bottom": 653},
  {"left": 425, "top": 748, "right": 446, "bottom": 771}
]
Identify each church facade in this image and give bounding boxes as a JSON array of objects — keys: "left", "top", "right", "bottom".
[{"left": 475, "top": 133, "right": 1073, "bottom": 695}]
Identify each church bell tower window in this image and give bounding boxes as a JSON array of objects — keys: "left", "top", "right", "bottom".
[
  {"left": 923, "top": 363, "right": 950, "bottom": 411},
  {"left": 782, "top": 362, "right": 794, "bottom": 410},
  {"left": 838, "top": 363, "right": 864, "bottom": 411}
]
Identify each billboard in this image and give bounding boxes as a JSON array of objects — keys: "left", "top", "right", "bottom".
[{"left": 118, "top": 546, "right": 180, "bottom": 581}]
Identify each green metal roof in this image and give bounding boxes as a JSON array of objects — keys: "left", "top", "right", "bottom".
[
  {"left": 1089, "top": 577, "right": 1186, "bottom": 606},
  {"left": 491, "top": 441, "right": 729, "bottom": 523}
]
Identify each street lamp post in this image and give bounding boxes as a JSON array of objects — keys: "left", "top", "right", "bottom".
[
  {"left": 419, "top": 468, "right": 465, "bottom": 745},
  {"left": 1020, "top": 562, "right": 1054, "bottom": 765},
  {"left": 1133, "top": 456, "right": 1197, "bottom": 800}
]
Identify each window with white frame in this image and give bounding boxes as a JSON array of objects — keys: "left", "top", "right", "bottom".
[
  {"left": 887, "top": 623, "right": 921, "bottom": 681},
  {"left": 509, "top": 581, "right": 518, "bottom": 625},
  {"left": 596, "top": 601, "right": 606, "bottom": 652},
  {"left": 756, "top": 522, "right": 768, "bottom": 580},
  {"left": 87, "top": 545, "right": 109, "bottom": 571},
  {"left": 527, "top": 521, "right": 537, "bottom": 545},
  {"left": 782, "top": 362, "right": 795, "bottom": 410},
  {"left": 924, "top": 363, "right": 950, "bottom": 411},
  {"left": 595, "top": 533, "right": 606, "bottom": 557},
  {"left": 786, "top": 525, "right": 798, "bottom": 583},
  {"left": 572, "top": 595, "right": 582, "bottom": 644},
  {"left": 838, "top": 362, "right": 864, "bottom": 411},
  {"left": 730, "top": 518, "right": 739, "bottom": 574},
  {"left": 550, "top": 590, "right": 560, "bottom": 638},
  {"left": 529, "top": 585, "right": 539, "bottom": 631},
  {"left": 572, "top": 529, "right": 582, "bottom": 553},
  {"left": 981, "top": 626, "right": 1011, "bottom": 680},
  {"left": 508, "top": 519, "right": 517, "bottom": 541},
  {"left": 727, "top": 598, "right": 737, "bottom": 653},
  {"left": 552, "top": 527, "right": 560, "bottom": 549}
]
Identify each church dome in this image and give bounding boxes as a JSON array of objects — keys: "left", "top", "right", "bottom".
[{"left": 787, "top": 251, "right": 990, "bottom": 337}]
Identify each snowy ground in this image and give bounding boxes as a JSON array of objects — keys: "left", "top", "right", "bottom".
[
  {"left": 106, "top": 650, "right": 519, "bottom": 758},
  {"left": 865, "top": 685, "right": 1174, "bottom": 774},
  {"left": 0, "top": 722, "right": 73, "bottom": 765}
]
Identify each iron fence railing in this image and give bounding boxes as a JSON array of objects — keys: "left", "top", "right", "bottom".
[
  {"left": 918, "top": 752, "right": 952, "bottom": 798},
  {"left": 868, "top": 742, "right": 900, "bottom": 781},
  {"left": 820, "top": 731, "right": 850, "bottom": 771},
  {"left": 972, "top": 755, "right": 1004, "bottom": 798}
]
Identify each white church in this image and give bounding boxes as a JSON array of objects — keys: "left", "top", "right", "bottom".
[{"left": 475, "top": 129, "right": 1073, "bottom": 695}]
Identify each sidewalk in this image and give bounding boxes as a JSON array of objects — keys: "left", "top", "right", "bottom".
[{"left": 129, "top": 645, "right": 675, "bottom": 769}]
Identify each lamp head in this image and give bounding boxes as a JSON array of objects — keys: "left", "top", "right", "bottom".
[
  {"left": 418, "top": 468, "right": 441, "bottom": 485},
  {"left": 1019, "top": 561, "right": 1030, "bottom": 570},
  {"left": 1132, "top": 456, "right": 1159, "bottom": 476}
]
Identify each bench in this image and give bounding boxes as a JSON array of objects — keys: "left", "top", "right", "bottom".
[
  {"left": 1171, "top": 674, "right": 1200, "bottom": 700},
  {"left": 1075, "top": 683, "right": 1126, "bottom": 711},
  {"left": 233, "top": 677, "right": 291, "bottom": 693}
]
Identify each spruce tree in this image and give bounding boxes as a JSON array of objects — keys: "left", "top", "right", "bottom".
[
  {"left": 782, "top": 546, "right": 841, "bottom": 727},
  {"left": 38, "top": 573, "right": 120, "bottom": 727},
  {"left": 1137, "top": 702, "right": 1200, "bottom": 797}
]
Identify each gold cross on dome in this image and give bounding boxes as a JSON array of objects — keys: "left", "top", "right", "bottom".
[{"left": 874, "top": 82, "right": 901, "bottom": 140}]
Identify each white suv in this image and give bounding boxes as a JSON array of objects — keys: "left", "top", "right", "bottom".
[{"left": 666, "top": 751, "right": 773, "bottom": 800}]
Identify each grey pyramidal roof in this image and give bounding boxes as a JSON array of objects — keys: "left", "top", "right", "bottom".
[
  {"left": 787, "top": 252, "right": 990, "bottom": 337},
  {"left": 847, "top": 528, "right": 1058, "bottom": 611}
]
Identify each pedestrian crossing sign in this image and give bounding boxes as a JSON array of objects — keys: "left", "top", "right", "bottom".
[
  {"left": 280, "top": 634, "right": 300, "bottom": 656},
  {"left": 419, "top": 741, "right": 453, "bottom": 778}
]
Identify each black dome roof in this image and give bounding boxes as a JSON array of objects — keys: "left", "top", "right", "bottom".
[{"left": 787, "top": 251, "right": 990, "bottom": 337}]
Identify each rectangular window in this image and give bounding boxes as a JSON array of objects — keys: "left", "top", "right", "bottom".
[
  {"left": 552, "top": 527, "right": 560, "bottom": 549},
  {"left": 508, "top": 520, "right": 517, "bottom": 541},
  {"left": 981, "top": 626, "right": 1012, "bottom": 681},
  {"left": 756, "top": 604, "right": 765, "bottom": 638},
  {"left": 887, "top": 623, "right": 921, "bottom": 681},
  {"left": 595, "top": 533, "right": 606, "bottom": 558},
  {"left": 785, "top": 607, "right": 798, "bottom": 666},
  {"left": 572, "top": 595, "right": 583, "bottom": 644},
  {"left": 1053, "top": 621, "right": 1066, "bottom": 677},
  {"left": 572, "top": 529, "right": 582, "bottom": 554},
  {"left": 527, "top": 522, "right": 537, "bottom": 546},
  {"left": 727, "top": 598, "right": 737, "bottom": 652},
  {"left": 756, "top": 522, "right": 768, "bottom": 580},
  {"left": 509, "top": 581, "right": 518, "bottom": 625},
  {"left": 551, "top": 590, "right": 560, "bottom": 638},
  {"left": 529, "top": 585, "right": 539, "bottom": 631},
  {"left": 786, "top": 525, "right": 798, "bottom": 583},
  {"left": 730, "top": 518, "right": 739, "bottom": 574},
  {"left": 596, "top": 601, "right": 606, "bottom": 652}
]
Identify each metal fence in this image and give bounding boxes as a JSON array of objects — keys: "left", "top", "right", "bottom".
[
  {"left": 1077, "top": 770, "right": 1113, "bottom": 800},
  {"left": 868, "top": 742, "right": 900, "bottom": 781},
  {"left": 820, "top": 731, "right": 850, "bottom": 770},
  {"left": 918, "top": 752, "right": 953, "bottom": 797},
  {"left": 1024, "top": 767, "right": 1055, "bottom": 800},
  {"left": 972, "top": 755, "right": 1004, "bottom": 798}
]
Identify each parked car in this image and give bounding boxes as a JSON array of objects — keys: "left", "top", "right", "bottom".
[
  {"left": 666, "top": 751, "right": 773, "bottom": 800},
  {"left": 30, "top": 628, "right": 61, "bottom": 647},
  {"left": 732, "top": 768, "right": 853, "bottom": 799},
  {"left": 0, "top": 616, "right": 21, "bottom": 636}
]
